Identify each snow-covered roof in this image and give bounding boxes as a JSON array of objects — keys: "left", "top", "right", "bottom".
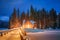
[
  {"left": 23, "top": 20, "right": 36, "bottom": 24},
  {"left": 30, "top": 20, "right": 36, "bottom": 24}
]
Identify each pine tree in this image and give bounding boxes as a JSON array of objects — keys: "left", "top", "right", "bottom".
[
  {"left": 39, "top": 8, "right": 47, "bottom": 29},
  {"left": 17, "top": 8, "right": 21, "bottom": 26},
  {"left": 9, "top": 8, "right": 19, "bottom": 29},
  {"left": 25, "top": 10, "right": 29, "bottom": 21},
  {"left": 49, "top": 8, "right": 57, "bottom": 29},
  {"left": 57, "top": 13, "right": 60, "bottom": 29},
  {"left": 21, "top": 11, "right": 25, "bottom": 25},
  {"left": 30, "top": 5, "right": 35, "bottom": 20},
  {"left": 17, "top": 8, "right": 20, "bottom": 19}
]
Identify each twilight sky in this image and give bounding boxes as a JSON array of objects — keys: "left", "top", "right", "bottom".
[{"left": 0, "top": 0, "right": 60, "bottom": 21}]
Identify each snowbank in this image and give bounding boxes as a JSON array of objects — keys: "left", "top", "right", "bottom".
[{"left": 24, "top": 28, "right": 60, "bottom": 33}]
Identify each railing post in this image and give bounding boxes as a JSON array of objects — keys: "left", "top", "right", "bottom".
[
  {"left": 4, "top": 32, "right": 6, "bottom": 35},
  {"left": 0, "top": 32, "right": 3, "bottom": 36}
]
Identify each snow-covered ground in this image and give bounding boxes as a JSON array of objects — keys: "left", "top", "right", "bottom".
[
  {"left": 24, "top": 28, "right": 60, "bottom": 32},
  {"left": 0, "top": 28, "right": 60, "bottom": 40},
  {"left": 25, "top": 28, "right": 60, "bottom": 40},
  {"left": 24, "top": 28, "right": 43, "bottom": 33},
  {"left": 27, "top": 32, "right": 60, "bottom": 40}
]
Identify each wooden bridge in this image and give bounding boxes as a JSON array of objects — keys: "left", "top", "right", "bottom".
[{"left": 0, "top": 27, "right": 29, "bottom": 40}]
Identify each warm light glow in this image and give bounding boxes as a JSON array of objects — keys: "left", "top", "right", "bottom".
[
  {"left": 22, "top": 21, "right": 33, "bottom": 28},
  {"left": 27, "top": 24, "right": 30, "bottom": 28}
]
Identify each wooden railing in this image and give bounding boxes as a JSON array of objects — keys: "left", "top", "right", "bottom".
[{"left": 0, "top": 28, "right": 18, "bottom": 36}]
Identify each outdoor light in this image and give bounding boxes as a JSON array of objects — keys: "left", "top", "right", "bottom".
[{"left": 27, "top": 24, "right": 30, "bottom": 28}]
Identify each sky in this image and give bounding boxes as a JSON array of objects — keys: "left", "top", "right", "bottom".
[{"left": 0, "top": 0, "right": 60, "bottom": 21}]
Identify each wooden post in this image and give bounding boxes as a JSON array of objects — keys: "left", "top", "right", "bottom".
[{"left": 0, "top": 32, "right": 3, "bottom": 36}]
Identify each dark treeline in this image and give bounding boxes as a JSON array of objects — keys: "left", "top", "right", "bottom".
[{"left": 9, "top": 5, "right": 60, "bottom": 29}]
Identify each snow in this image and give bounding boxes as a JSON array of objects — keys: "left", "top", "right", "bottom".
[
  {"left": 26, "top": 29, "right": 60, "bottom": 40},
  {"left": 24, "top": 28, "right": 42, "bottom": 32},
  {"left": 24, "top": 28, "right": 60, "bottom": 33},
  {"left": 0, "top": 28, "right": 60, "bottom": 40}
]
